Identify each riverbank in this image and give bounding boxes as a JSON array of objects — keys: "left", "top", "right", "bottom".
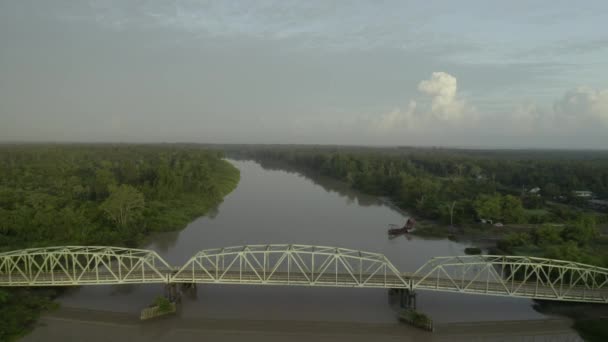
[
  {"left": 0, "top": 146, "right": 241, "bottom": 341},
  {"left": 413, "top": 220, "right": 531, "bottom": 241},
  {"left": 380, "top": 196, "right": 532, "bottom": 246},
  {"left": 533, "top": 301, "right": 608, "bottom": 342},
  {"left": 241, "top": 155, "right": 540, "bottom": 246},
  {"left": 140, "top": 158, "right": 241, "bottom": 240},
  {"left": 21, "top": 307, "right": 579, "bottom": 342}
]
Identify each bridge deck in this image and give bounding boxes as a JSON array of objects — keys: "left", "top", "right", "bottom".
[{"left": 2, "top": 270, "right": 607, "bottom": 303}]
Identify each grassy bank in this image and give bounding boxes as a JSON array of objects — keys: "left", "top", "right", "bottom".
[
  {"left": 532, "top": 301, "right": 608, "bottom": 342},
  {"left": 573, "top": 319, "right": 608, "bottom": 342},
  {"left": 411, "top": 220, "right": 538, "bottom": 240}
]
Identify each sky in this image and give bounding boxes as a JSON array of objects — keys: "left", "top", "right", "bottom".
[{"left": 1, "top": 1, "right": 607, "bottom": 149}]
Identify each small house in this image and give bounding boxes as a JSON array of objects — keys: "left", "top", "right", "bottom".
[
  {"left": 573, "top": 190, "right": 593, "bottom": 198},
  {"left": 589, "top": 199, "right": 608, "bottom": 211}
]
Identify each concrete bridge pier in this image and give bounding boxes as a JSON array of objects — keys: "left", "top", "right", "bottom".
[
  {"left": 180, "top": 283, "right": 198, "bottom": 299},
  {"left": 164, "top": 283, "right": 198, "bottom": 302},
  {"left": 164, "top": 283, "right": 180, "bottom": 302},
  {"left": 396, "top": 289, "right": 416, "bottom": 310}
]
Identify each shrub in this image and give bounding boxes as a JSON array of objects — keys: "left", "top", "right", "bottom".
[
  {"left": 464, "top": 247, "right": 482, "bottom": 255},
  {"left": 153, "top": 296, "right": 173, "bottom": 313}
]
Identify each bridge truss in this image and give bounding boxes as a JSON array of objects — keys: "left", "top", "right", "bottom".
[
  {"left": 0, "top": 246, "right": 170, "bottom": 286},
  {"left": 411, "top": 255, "right": 608, "bottom": 303},
  {"left": 171, "top": 244, "right": 409, "bottom": 288},
  {"left": 1, "top": 245, "right": 608, "bottom": 304}
]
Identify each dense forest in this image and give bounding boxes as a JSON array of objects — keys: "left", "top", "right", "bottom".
[
  {"left": 226, "top": 146, "right": 608, "bottom": 220},
  {"left": 0, "top": 144, "right": 240, "bottom": 341}
]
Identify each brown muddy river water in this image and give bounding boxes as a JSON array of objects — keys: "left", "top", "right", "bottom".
[{"left": 23, "top": 160, "right": 581, "bottom": 341}]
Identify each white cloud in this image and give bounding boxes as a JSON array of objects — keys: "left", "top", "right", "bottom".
[
  {"left": 553, "top": 86, "right": 608, "bottom": 125},
  {"left": 372, "top": 73, "right": 607, "bottom": 148},
  {"left": 376, "top": 71, "right": 473, "bottom": 131},
  {"left": 417, "top": 71, "right": 466, "bottom": 120},
  {"left": 504, "top": 86, "right": 608, "bottom": 135},
  {"left": 374, "top": 101, "right": 417, "bottom": 131}
]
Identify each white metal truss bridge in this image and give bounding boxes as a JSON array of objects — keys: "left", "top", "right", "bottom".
[{"left": 1, "top": 244, "right": 607, "bottom": 303}]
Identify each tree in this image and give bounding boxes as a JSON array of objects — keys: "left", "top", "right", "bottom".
[
  {"left": 440, "top": 201, "right": 457, "bottom": 226},
  {"left": 0, "top": 290, "right": 8, "bottom": 304},
  {"left": 543, "top": 183, "right": 560, "bottom": 198},
  {"left": 543, "top": 241, "right": 588, "bottom": 264},
  {"left": 532, "top": 224, "right": 563, "bottom": 246},
  {"left": 561, "top": 214, "right": 598, "bottom": 245},
  {"left": 468, "top": 164, "right": 482, "bottom": 178},
  {"left": 93, "top": 169, "right": 116, "bottom": 199},
  {"left": 501, "top": 195, "right": 525, "bottom": 223},
  {"left": 497, "top": 232, "right": 531, "bottom": 253},
  {"left": 454, "top": 163, "right": 465, "bottom": 178},
  {"left": 99, "top": 185, "right": 145, "bottom": 229},
  {"left": 474, "top": 194, "right": 502, "bottom": 221}
]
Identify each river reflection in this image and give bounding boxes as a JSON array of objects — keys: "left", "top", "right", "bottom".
[
  {"left": 48, "top": 159, "right": 578, "bottom": 338},
  {"left": 249, "top": 157, "right": 384, "bottom": 208}
]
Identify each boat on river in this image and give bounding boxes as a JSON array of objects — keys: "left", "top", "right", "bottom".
[{"left": 388, "top": 218, "right": 416, "bottom": 235}]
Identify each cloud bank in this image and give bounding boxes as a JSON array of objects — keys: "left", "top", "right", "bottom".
[
  {"left": 374, "top": 72, "right": 607, "bottom": 148},
  {"left": 376, "top": 72, "right": 474, "bottom": 130},
  {"left": 554, "top": 87, "right": 608, "bottom": 125}
]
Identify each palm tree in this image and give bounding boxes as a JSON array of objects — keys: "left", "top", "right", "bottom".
[{"left": 446, "top": 201, "right": 457, "bottom": 226}]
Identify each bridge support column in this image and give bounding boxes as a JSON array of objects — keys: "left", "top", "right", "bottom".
[
  {"left": 180, "top": 283, "right": 197, "bottom": 298},
  {"left": 164, "top": 283, "right": 180, "bottom": 303},
  {"left": 396, "top": 289, "right": 416, "bottom": 310}
]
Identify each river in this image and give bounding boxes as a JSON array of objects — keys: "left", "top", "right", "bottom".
[{"left": 22, "top": 159, "right": 581, "bottom": 341}]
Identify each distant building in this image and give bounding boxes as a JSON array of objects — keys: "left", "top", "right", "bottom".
[
  {"left": 589, "top": 199, "right": 608, "bottom": 211},
  {"left": 573, "top": 190, "right": 593, "bottom": 198}
]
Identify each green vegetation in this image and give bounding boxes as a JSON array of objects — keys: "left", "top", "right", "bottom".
[
  {"left": 0, "top": 144, "right": 240, "bottom": 341},
  {"left": 140, "top": 296, "right": 177, "bottom": 320},
  {"left": 573, "top": 319, "right": 608, "bottom": 342},
  {"left": 398, "top": 309, "right": 433, "bottom": 331},
  {"left": 464, "top": 247, "right": 482, "bottom": 255},
  {"left": 153, "top": 296, "right": 174, "bottom": 314},
  {"left": 227, "top": 146, "right": 607, "bottom": 228},
  {"left": 496, "top": 216, "right": 605, "bottom": 265},
  {"left": 0, "top": 289, "right": 58, "bottom": 342},
  {"left": 223, "top": 145, "right": 608, "bottom": 340},
  {"left": 533, "top": 301, "right": 608, "bottom": 342}
]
